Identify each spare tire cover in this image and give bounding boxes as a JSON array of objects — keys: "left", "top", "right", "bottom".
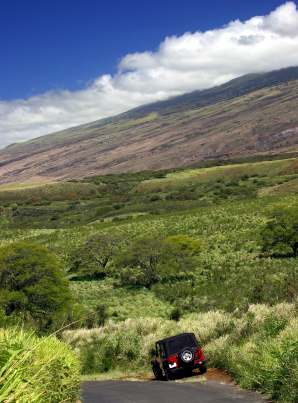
[{"left": 180, "top": 349, "right": 193, "bottom": 363}]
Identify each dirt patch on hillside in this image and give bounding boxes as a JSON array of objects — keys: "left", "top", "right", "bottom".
[{"left": 205, "top": 368, "right": 234, "bottom": 384}]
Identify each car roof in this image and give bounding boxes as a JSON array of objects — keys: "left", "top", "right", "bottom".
[{"left": 156, "top": 332, "right": 196, "bottom": 345}]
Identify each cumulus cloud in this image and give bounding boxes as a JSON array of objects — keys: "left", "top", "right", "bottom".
[{"left": 1, "top": 2, "right": 298, "bottom": 148}]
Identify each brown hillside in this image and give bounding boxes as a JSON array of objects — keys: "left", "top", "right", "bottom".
[{"left": 0, "top": 68, "right": 297, "bottom": 184}]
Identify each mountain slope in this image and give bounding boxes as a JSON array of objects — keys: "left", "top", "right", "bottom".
[{"left": 0, "top": 66, "right": 298, "bottom": 184}]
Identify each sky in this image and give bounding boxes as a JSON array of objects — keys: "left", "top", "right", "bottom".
[{"left": 0, "top": 0, "right": 298, "bottom": 148}]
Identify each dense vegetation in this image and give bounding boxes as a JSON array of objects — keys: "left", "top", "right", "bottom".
[
  {"left": 64, "top": 301, "right": 297, "bottom": 402},
  {"left": 0, "top": 156, "right": 298, "bottom": 401},
  {"left": 0, "top": 328, "right": 80, "bottom": 402},
  {"left": 0, "top": 242, "right": 71, "bottom": 332}
]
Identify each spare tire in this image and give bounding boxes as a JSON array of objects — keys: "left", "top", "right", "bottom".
[{"left": 180, "top": 349, "right": 194, "bottom": 363}]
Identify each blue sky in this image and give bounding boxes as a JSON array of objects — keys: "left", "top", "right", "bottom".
[
  {"left": 0, "top": 0, "right": 290, "bottom": 100},
  {"left": 0, "top": 0, "right": 298, "bottom": 148}
]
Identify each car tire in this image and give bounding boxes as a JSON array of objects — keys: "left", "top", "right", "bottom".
[
  {"left": 184, "top": 368, "right": 193, "bottom": 377},
  {"left": 164, "top": 368, "right": 174, "bottom": 381},
  {"left": 199, "top": 363, "right": 207, "bottom": 374},
  {"left": 152, "top": 364, "right": 163, "bottom": 380}
]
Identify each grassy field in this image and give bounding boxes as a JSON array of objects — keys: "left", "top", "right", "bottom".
[
  {"left": 0, "top": 157, "right": 298, "bottom": 312},
  {"left": 0, "top": 157, "right": 298, "bottom": 401}
]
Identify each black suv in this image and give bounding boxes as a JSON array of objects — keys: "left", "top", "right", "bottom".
[{"left": 151, "top": 332, "right": 207, "bottom": 380}]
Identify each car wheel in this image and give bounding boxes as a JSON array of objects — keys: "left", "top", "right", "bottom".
[
  {"left": 163, "top": 369, "right": 174, "bottom": 381},
  {"left": 184, "top": 368, "right": 193, "bottom": 377},
  {"left": 199, "top": 363, "right": 207, "bottom": 374},
  {"left": 152, "top": 364, "right": 163, "bottom": 380}
]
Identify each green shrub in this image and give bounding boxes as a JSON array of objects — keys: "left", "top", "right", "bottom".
[
  {"left": 0, "top": 328, "right": 80, "bottom": 402},
  {"left": 69, "top": 233, "right": 121, "bottom": 280},
  {"left": 0, "top": 242, "right": 72, "bottom": 332},
  {"left": 169, "top": 307, "right": 182, "bottom": 321},
  {"left": 261, "top": 207, "right": 298, "bottom": 257},
  {"left": 205, "top": 304, "right": 298, "bottom": 403},
  {"left": 116, "top": 236, "right": 199, "bottom": 288},
  {"left": 84, "top": 305, "right": 109, "bottom": 329},
  {"left": 220, "top": 320, "right": 298, "bottom": 402}
]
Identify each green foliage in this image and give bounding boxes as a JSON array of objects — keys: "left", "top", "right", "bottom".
[
  {"left": 169, "top": 307, "right": 182, "bottom": 321},
  {"left": 0, "top": 158, "right": 298, "bottom": 400},
  {"left": 2, "top": 157, "right": 297, "bottom": 230},
  {"left": 116, "top": 238, "right": 170, "bottom": 287},
  {"left": 116, "top": 236, "right": 197, "bottom": 288},
  {"left": 0, "top": 242, "right": 71, "bottom": 331},
  {"left": 207, "top": 309, "right": 298, "bottom": 403},
  {"left": 163, "top": 234, "right": 202, "bottom": 256},
  {"left": 261, "top": 206, "right": 298, "bottom": 257},
  {"left": 64, "top": 302, "right": 297, "bottom": 402},
  {"left": 0, "top": 327, "right": 80, "bottom": 402},
  {"left": 71, "top": 280, "right": 171, "bottom": 321},
  {"left": 69, "top": 233, "right": 121, "bottom": 279},
  {"left": 152, "top": 280, "right": 197, "bottom": 308},
  {"left": 84, "top": 305, "right": 109, "bottom": 329}
]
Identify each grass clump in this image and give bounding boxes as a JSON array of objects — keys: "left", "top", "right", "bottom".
[
  {"left": 206, "top": 303, "right": 298, "bottom": 403},
  {"left": 0, "top": 327, "right": 80, "bottom": 403}
]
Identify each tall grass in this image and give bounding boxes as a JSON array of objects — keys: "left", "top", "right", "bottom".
[
  {"left": 64, "top": 302, "right": 297, "bottom": 402},
  {"left": 0, "top": 328, "right": 80, "bottom": 402},
  {"left": 206, "top": 303, "right": 298, "bottom": 403}
]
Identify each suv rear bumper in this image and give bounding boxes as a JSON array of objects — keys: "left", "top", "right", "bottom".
[{"left": 167, "top": 360, "right": 207, "bottom": 375}]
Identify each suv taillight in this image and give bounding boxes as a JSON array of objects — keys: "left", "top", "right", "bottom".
[
  {"left": 167, "top": 354, "right": 178, "bottom": 364},
  {"left": 194, "top": 347, "right": 205, "bottom": 361}
]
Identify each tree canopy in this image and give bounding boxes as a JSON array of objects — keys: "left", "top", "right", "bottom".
[
  {"left": 261, "top": 207, "right": 298, "bottom": 257},
  {"left": 0, "top": 242, "right": 71, "bottom": 330},
  {"left": 116, "top": 236, "right": 200, "bottom": 287},
  {"left": 69, "top": 233, "right": 120, "bottom": 279}
]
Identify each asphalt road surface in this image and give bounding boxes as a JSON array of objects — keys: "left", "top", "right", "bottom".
[{"left": 82, "top": 380, "right": 266, "bottom": 403}]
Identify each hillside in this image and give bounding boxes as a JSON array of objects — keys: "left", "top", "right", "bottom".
[
  {"left": 0, "top": 66, "right": 298, "bottom": 184},
  {"left": 0, "top": 156, "right": 297, "bottom": 402}
]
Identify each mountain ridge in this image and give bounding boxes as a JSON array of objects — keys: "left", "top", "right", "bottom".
[{"left": 0, "top": 66, "right": 298, "bottom": 184}]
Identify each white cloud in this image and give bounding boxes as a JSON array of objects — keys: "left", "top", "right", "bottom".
[{"left": 1, "top": 2, "right": 298, "bottom": 148}]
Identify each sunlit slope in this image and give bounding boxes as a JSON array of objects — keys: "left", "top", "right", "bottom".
[
  {"left": 136, "top": 158, "right": 298, "bottom": 192},
  {"left": 1, "top": 156, "right": 298, "bottom": 229},
  {"left": 0, "top": 67, "right": 298, "bottom": 184}
]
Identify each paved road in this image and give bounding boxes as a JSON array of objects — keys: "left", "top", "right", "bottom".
[{"left": 82, "top": 380, "right": 266, "bottom": 403}]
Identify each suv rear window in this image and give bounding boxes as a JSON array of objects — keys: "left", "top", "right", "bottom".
[{"left": 166, "top": 334, "right": 197, "bottom": 355}]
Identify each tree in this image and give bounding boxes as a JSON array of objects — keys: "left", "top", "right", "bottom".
[
  {"left": 116, "top": 236, "right": 199, "bottom": 288},
  {"left": 0, "top": 242, "right": 71, "bottom": 330},
  {"left": 69, "top": 233, "right": 120, "bottom": 279},
  {"left": 261, "top": 207, "right": 298, "bottom": 257},
  {"left": 116, "top": 238, "right": 167, "bottom": 287}
]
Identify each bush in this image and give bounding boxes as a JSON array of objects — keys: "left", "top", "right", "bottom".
[
  {"left": 116, "top": 236, "right": 199, "bottom": 288},
  {"left": 261, "top": 207, "right": 298, "bottom": 257},
  {"left": 84, "top": 305, "right": 109, "bottom": 329},
  {"left": 0, "top": 328, "right": 80, "bottom": 402},
  {"left": 116, "top": 238, "right": 170, "bottom": 287},
  {"left": 69, "top": 233, "right": 121, "bottom": 280},
  {"left": 169, "top": 307, "right": 182, "bottom": 321},
  {"left": 149, "top": 195, "right": 161, "bottom": 202},
  {"left": 218, "top": 320, "right": 298, "bottom": 402},
  {"left": 205, "top": 304, "right": 298, "bottom": 403},
  {"left": 0, "top": 242, "right": 72, "bottom": 332}
]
